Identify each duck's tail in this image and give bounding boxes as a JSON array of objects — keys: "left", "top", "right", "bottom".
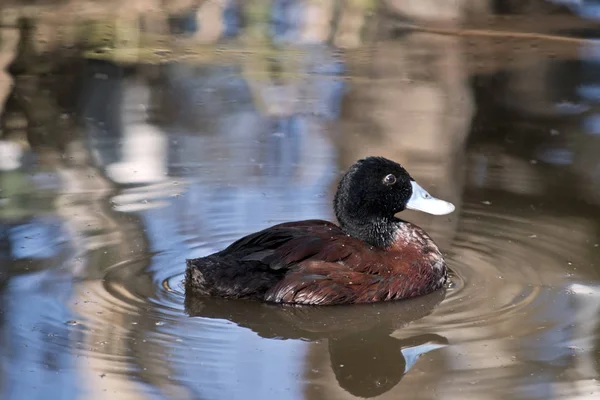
[
  {"left": 184, "top": 257, "right": 284, "bottom": 300},
  {"left": 184, "top": 258, "right": 213, "bottom": 296}
]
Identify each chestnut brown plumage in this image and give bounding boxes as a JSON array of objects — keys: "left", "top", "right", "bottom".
[{"left": 185, "top": 156, "right": 455, "bottom": 305}]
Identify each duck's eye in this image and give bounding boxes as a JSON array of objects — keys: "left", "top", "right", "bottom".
[{"left": 383, "top": 174, "right": 396, "bottom": 185}]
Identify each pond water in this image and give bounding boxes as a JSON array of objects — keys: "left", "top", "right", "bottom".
[{"left": 1, "top": 1, "right": 600, "bottom": 399}]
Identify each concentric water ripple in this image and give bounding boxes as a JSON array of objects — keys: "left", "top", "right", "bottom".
[
  {"left": 401, "top": 200, "right": 600, "bottom": 340},
  {"left": 6, "top": 174, "right": 600, "bottom": 400},
  {"left": 72, "top": 193, "right": 600, "bottom": 355}
]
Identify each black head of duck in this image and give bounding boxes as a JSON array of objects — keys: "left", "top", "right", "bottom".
[{"left": 185, "top": 156, "right": 455, "bottom": 305}]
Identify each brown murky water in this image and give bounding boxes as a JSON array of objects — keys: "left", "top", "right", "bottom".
[{"left": 2, "top": 1, "right": 600, "bottom": 399}]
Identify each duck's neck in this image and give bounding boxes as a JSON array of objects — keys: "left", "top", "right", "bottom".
[{"left": 336, "top": 214, "right": 402, "bottom": 249}]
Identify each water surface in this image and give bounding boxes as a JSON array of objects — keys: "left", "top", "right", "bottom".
[{"left": 1, "top": 1, "right": 600, "bottom": 399}]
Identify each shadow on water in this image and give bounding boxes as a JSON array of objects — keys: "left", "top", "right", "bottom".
[
  {"left": 185, "top": 290, "right": 448, "bottom": 398},
  {"left": 1, "top": 0, "right": 600, "bottom": 399}
]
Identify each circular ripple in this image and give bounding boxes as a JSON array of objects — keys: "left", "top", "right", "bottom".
[
  {"left": 82, "top": 198, "right": 600, "bottom": 344},
  {"left": 163, "top": 271, "right": 186, "bottom": 296},
  {"left": 51, "top": 187, "right": 600, "bottom": 400},
  {"left": 402, "top": 200, "right": 600, "bottom": 342}
]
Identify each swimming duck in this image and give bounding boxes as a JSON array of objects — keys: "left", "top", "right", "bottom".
[{"left": 185, "top": 156, "right": 455, "bottom": 305}]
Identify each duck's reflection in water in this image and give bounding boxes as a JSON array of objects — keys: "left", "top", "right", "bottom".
[{"left": 185, "top": 289, "right": 448, "bottom": 398}]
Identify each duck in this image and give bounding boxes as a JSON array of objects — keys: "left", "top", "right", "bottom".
[{"left": 185, "top": 156, "right": 455, "bottom": 305}]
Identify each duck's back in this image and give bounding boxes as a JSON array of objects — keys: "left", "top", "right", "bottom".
[{"left": 184, "top": 219, "right": 446, "bottom": 305}]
